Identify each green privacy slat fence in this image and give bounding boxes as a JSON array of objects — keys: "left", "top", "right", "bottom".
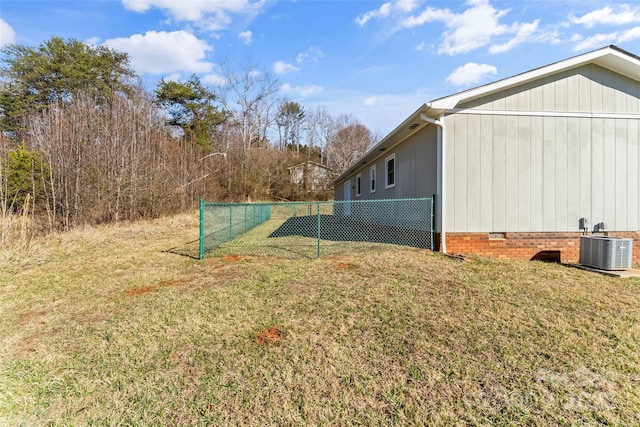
[{"left": 199, "top": 197, "right": 435, "bottom": 259}]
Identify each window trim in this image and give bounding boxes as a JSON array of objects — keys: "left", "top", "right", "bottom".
[
  {"left": 355, "top": 173, "right": 362, "bottom": 197},
  {"left": 369, "top": 165, "right": 376, "bottom": 193},
  {"left": 385, "top": 154, "right": 396, "bottom": 189}
]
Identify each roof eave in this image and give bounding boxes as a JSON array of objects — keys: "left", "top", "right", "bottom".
[{"left": 331, "top": 103, "right": 446, "bottom": 185}]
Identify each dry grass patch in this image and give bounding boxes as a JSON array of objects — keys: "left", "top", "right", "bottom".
[{"left": 1, "top": 215, "right": 639, "bottom": 425}]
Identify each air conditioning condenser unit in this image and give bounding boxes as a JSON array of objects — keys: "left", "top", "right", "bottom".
[{"left": 579, "top": 236, "right": 633, "bottom": 270}]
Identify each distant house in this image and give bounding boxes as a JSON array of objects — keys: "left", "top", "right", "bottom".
[
  {"left": 288, "top": 161, "right": 333, "bottom": 192},
  {"left": 333, "top": 45, "right": 640, "bottom": 263}
]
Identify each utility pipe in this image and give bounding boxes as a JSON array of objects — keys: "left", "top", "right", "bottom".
[{"left": 420, "top": 112, "right": 447, "bottom": 254}]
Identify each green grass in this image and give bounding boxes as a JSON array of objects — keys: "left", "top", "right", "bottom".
[{"left": 1, "top": 214, "right": 639, "bottom": 425}]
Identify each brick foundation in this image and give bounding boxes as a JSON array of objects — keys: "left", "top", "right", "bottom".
[{"left": 439, "top": 232, "right": 640, "bottom": 263}]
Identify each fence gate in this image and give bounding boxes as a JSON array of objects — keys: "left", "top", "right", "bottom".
[{"left": 199, "top": 197, "right": 435, "bottom": 259}]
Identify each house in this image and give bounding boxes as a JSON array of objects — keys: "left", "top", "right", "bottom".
[
  {"left": 288, "top": 160, "right": 333, "bottom": 192},
  {"left": 333, "top": 45, "right": 640, "bottom": 263}
]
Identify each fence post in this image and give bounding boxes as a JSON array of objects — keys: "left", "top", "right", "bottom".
[
  {"left": 317, "top": 201, "right": 321, "bottom": 258},
  {"left": 199, "top": 198, "right": 204, "bottom": 260},
  {"left": 244, "top": 204, "right": 248, "bottom": 233},
  {"left": 431, "top": 195, "right": 436, "bottom": 251},
  {"left": 229, "top": 205, "right": 233, "bottom": 241}
]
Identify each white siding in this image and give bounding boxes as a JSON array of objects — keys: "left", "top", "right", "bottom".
[
  {"left": 447, "top": 64, "right": 640, "bottom": 233},
  {"left": 479, "top": 115, "right": 493, "bottom": 230},
  {"left": 505, "top": 116, "right": 519, "bottom": 229},
  {"left": 517, "top": 116, "right": 531, "bottom": 230},
  {"left": 591, "top": 119, "right": 605, "bottom": 225},
  {"left": 529, "top": 116, "right": 543, "bottom": 231},
  {"left": 467, "top": 115, "right": 481, "bottom": 231}
]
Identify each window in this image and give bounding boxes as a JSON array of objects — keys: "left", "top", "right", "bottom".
[
  {"left": 356, "top": 174, "right": 362, "bottom": 196},
  {"left": 369, "top": 165, "right": 376, "bottom": 193},
  {"left": 385, "top": 154, "right": 395, "bottom": 188}
]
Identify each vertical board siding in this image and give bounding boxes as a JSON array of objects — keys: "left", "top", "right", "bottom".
[
  {"left": 505, "top": 116, "right": 519, "bottom": 229},
  {"left": 591, "top": 119, "right": 605, "bottom": 225},
  {"left": 566, "top": 119, "right": 581, "bottom": 229},
  {"left": 529, "top": 116, "right": 544, "bottom": 232},
  {"left": 554, "top": 116, "right": 569, "bottom": 230},
  {"left": 578, "top": 71, "right": 591, "bottom": 112},
  {"left": 629, "top": 120, "right": 639, "bottom": 230},
  {"left": 602, "top": 119, "right": 616, "bottom": 226},
  {"left": 615, "top": 119, "right": 628, "bottom": 228},
  {"left": 467, "top": 115, "right": 481, "bottom": 231},
  {"left": 517, "top": 116, "right": 531, "bottom": 231},
  {"left": 542, "top": 117, "right": 556, "bottom": 230},
  {"left": 480, "top": 115, "right": 494, "bottom": 231},
  {"left": 453, "top": 114, "right": 468, "bottom": 231},
  {"left": 448, "top": 64, "right": 640, "bottom": 233},
  {"left": 492, "top": 115, "right": 507, "bottom": 231},
  {"left": 578, "top": 118, "right": 592, "bottom": 217},
  {"left": 567, "top": 71, "right": 580, "bottom": 112}
]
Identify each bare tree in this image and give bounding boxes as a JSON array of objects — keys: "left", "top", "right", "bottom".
[
  {"left": 215, "top": 60, "right": 280, "bottom": 200},
  {"left": 326, "top": 115, "right": 376, "bottom": 175},
  {"left": 25, "top": 89, "right": 219, "bottom": 230},
  {"left": 276, "top": 100, "right": 305, "bottom": 153},
  {"left": 305, "top": 106, "right": 334, "bottom": 166}
]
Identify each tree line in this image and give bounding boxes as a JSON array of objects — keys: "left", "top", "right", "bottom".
[{"left": 0, "top": 37, "right": 377, "bottom": 245}]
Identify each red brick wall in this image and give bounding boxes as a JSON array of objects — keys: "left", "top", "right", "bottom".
[{"left": 438, "top": 232, "right": 640, "bottom": 263}]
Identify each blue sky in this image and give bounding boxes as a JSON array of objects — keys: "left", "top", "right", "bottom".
[{"left": 1, "top": 0, "right": 640, "bottom": 136}]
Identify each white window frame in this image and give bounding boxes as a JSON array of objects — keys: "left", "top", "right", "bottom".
[
  {"left": 369, "top": 165, "right": 376, "bottom": 193},
  {"left": 355, "top": 173, "right": 362, "bottom": 197},
  {"left": 385, "top": 154, "right": 396, "bottom": 189}
]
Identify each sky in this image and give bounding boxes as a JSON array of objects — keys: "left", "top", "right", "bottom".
[{"left": 1, "top": 0, "right": 640, "bottom": 136}]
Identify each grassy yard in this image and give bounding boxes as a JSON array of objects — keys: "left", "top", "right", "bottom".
[{"left": 1, "top": 214, "right": 639, "bottom": 425}]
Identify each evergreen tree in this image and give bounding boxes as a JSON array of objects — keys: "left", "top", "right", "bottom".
[
  {"left": 155, "top": 75, "right": 226, "bottom": 148},
  {"left": 0, "top": 36, "right": 135, "bottom": 134}
]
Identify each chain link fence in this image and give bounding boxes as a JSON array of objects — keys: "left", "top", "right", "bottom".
[{"left": 199, "top": 197, "right": 435, "bottom": 259}]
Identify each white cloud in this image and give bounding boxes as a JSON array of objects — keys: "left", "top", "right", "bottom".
[
  {"left": 356, "top": 0, "right": 419, "bottom": 26},
  {"left": 490, "top": 20, "right": 539, "bottom": 53},
  {"left": 296, "top": 47, "right": 325, "bottom": 64},
  {"left": 574, "top": 26, "right": 640, "bottom": 51},
  {"left": 414, "top": 41, "right": 426, "bottom": 51},
  {"left": 238, "top": 30, "right": 253, "bottom": 45},
  {"left": 356, "top": 2, "right": 393, "bottom": 26},
  {"left": 399, "top": 0, "right": 538, "bottom": 55},
  {"left": 0, "top": 19, "right": 16, "bottom": 47},
  {"left": 364, "top": 96, "right": 386, "bottom": 107},
  {"left": 401, "top": 5, "right": 452, "bottom": 28},
  {"left": 85, "top": 36, "right": 101, "bottom": 47},
  {"left": 103, "top": 30, "right": 214, "bottom": 75},
  {"left": 163, "top": 73, "right": 181, "bottom": 82},
  {"left": 396, "top": 0, "right": 418, "bottom": 13},
  {"left": 280, "top": 83, "right": 322, "bottom": 97},
  {"left": 446, "top": 62, "right": 497, "bottom": 86},
  {"left": 569, "top": 5, "right": 640, "bottom": 28},
  {"left": 202, "top": 72, "right": 226, "bottom": 86},
  {"left": 573, "top": 33, "right": 618, "bottom": 51},
  {"left": 618, "top": 25, "right": 640, "bottom": 42},
  {"left": 121, "top": 0, "right": 267, "bottom": 31},
  {"left": 273, "top": 61, "right": 300, "bottom": 75}
]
